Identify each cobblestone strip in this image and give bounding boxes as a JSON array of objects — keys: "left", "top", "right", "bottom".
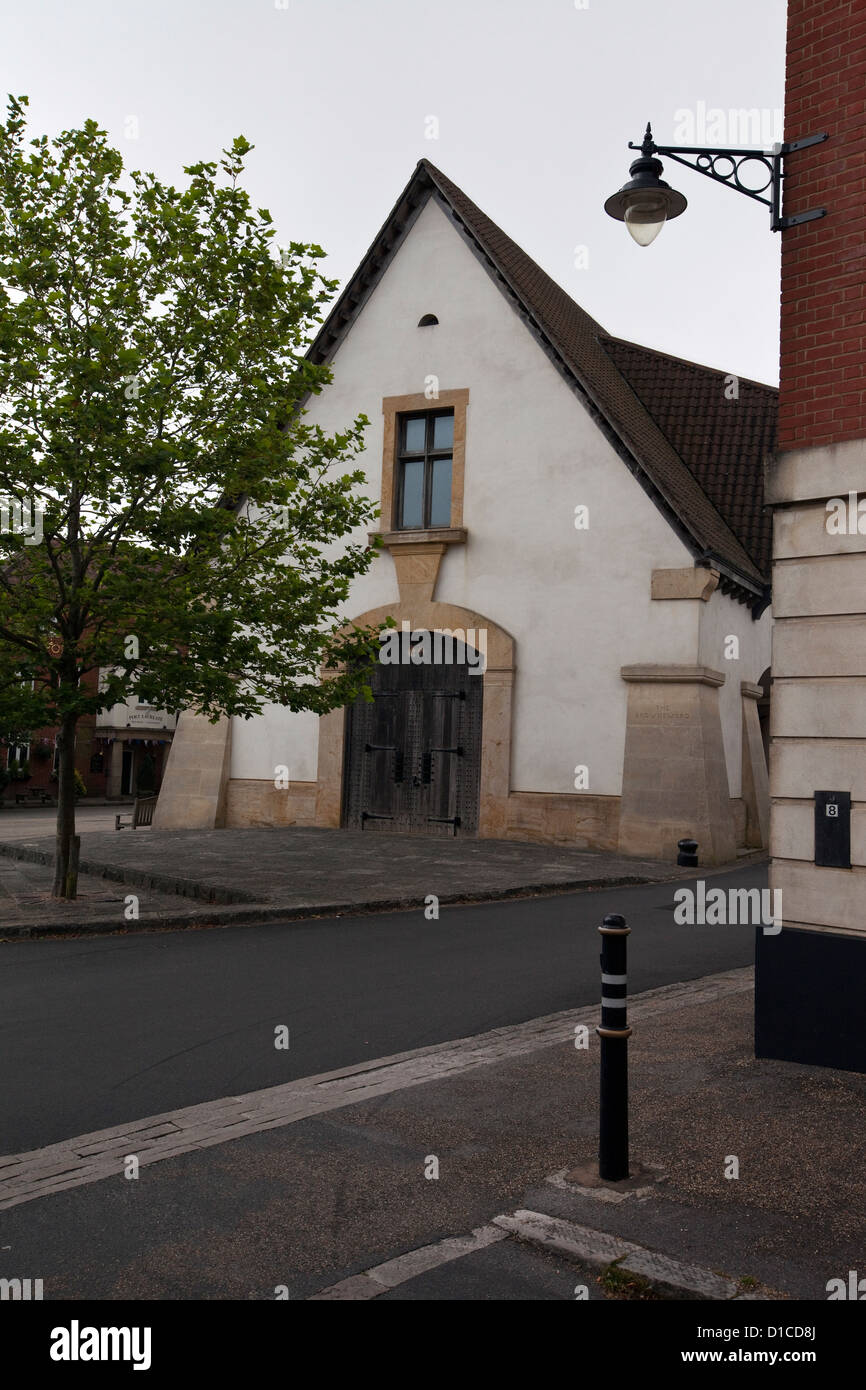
[{"left": 0, "top": 968, "right": 751, "bottom": 1211}]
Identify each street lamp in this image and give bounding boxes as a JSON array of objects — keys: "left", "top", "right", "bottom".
[
  {"left": 603, "top": 137, "right": 687, "bottom": 247},
  {"left": 605, "top": 122, "right": 828, "bottom": 245}
]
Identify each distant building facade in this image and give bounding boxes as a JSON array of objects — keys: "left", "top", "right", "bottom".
[{"left": 1, "top": 668, "right": 175, "bottom": 803}]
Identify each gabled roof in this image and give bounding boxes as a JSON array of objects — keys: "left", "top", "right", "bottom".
[{"left": 309, "top": 159, "right": 776, "bottom": 604}]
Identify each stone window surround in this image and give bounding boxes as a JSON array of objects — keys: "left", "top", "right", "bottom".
[{"left": 375, "top": 388, "right": 469, "bottom": 542}]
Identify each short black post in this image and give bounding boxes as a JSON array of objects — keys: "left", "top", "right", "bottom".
[
  {"left": 597, "top": 912, "right": 631, "bottom": 1182},
  {"left": 677, "top": 837, "right": 698, "bottom": 867}
]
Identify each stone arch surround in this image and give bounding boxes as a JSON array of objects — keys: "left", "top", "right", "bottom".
[{"left": 315, "top": 599, "right": 515, "bottom": 837}]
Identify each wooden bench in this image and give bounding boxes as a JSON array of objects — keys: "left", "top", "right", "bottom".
[
  {"left": 115, "top": 795, "right": 157, "bottom": 830},
  {"left": 14, "top": 788, "right": 54, "bottom": 806}
]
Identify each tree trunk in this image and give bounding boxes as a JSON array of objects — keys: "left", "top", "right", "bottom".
[{"left": 52, "top": 712, "right": 79, "bottom": 899}]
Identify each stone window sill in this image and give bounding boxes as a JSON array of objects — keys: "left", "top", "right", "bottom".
[{"left": 371, "top": 527, "right": 468, "bottom": 548}]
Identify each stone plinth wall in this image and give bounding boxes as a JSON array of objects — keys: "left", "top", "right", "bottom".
[
  {"left": 617, "top": 665, "right": 736, "bottom": 866},
  {"left": 225, "top": 779, "right": 317, "bottom": 828},
  {"left": 153, "top": 713, "right": 231, "bottom": 831},
  {"left": 504, "top": 791, "right": 620, "bottom": 851}
]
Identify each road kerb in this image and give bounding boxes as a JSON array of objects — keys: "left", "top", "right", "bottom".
[{"left": 493, "top": 1210, "right": 785, "bottom": 1301}]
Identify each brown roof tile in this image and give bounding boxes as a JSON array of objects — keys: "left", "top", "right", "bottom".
[{"left": 599, "top": 337, "right": 775, "bottom": 577}]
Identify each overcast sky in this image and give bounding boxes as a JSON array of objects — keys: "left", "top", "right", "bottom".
[{"left": 2, "top": 0, "right": 786, "bottom": 385}]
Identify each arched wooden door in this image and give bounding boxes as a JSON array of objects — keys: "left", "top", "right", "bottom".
[{"left": 342, "top": 637, "right": 483, "bottom": 836}]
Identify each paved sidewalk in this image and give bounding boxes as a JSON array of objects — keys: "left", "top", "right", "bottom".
[
  {"left": 0, "top": 805, "right": 130, "bottom": 840},
  {"left": 2, "top": 967, "right": 862, "bottom": 1300},
  {"left": 0, "top": 854, "right": 192, "bottom": 933},
  {"left": 0, "top": 825, "right": 709, "bottom": 935}
]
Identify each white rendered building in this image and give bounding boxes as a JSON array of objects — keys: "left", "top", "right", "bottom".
[{"left": 155, "top": 162, "right": 773, "bottom": 865}]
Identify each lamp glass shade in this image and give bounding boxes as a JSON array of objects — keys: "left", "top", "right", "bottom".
[{"left": 623, "top": 192, "right": 668, "bottom": 246}]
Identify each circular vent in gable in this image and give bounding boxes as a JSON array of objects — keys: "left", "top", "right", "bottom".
[{"left": 417, "top": 313, "right": 439, "bottom": 327}]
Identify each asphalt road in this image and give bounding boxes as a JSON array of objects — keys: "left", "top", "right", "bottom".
[{"left": 0, "top": 863, "right": 764, "bottom": 1153}]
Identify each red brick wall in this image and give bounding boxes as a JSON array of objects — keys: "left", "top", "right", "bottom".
[
  {"left": 778, "top": 0, "right": 866, "bottom": 451},
  {"left": 1, "top": 717, "right": 97, "bottom": 802},
  {"left": 1, "top": 732, "right": 169, "bottom": 802}
]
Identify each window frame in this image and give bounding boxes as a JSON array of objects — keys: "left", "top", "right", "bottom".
[{"left": 394, "top": 408, "right": 455, "bottom": 531}]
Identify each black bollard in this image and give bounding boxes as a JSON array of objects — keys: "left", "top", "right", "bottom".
[
  {"left": 597, "top": 912, "right": 631, "bottom": 1181},
  {"left": 677, "top": 837, "right": 698, "bottom": 867}
]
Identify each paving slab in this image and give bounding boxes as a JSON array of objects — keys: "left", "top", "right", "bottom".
[
  {"left": 0, "top": 853, "right": 199, "bottom": 935},
  {"left": 0, "top": 825, "right": 710, "bottom": 935}
]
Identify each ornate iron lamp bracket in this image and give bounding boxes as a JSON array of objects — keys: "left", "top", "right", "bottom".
[{"left": 629, "top": 123, "right": 828, "bottom": 232}]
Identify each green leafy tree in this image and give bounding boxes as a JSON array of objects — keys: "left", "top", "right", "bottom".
[{"left": 0, "top": 96, "right": 384, "bottom": 897}]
